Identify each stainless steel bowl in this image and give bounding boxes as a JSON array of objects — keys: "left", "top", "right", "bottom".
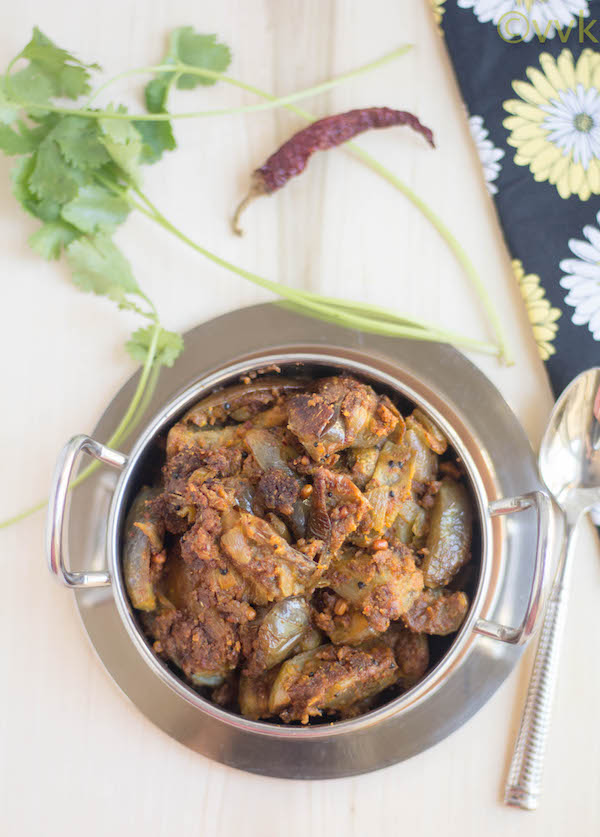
[{"left": 45, "top": 304, "right": 563, "bottom": 778}]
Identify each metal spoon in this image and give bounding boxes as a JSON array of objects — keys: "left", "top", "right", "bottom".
[{"left": 504, "top": 367, "right": 600, "bottom": 810}]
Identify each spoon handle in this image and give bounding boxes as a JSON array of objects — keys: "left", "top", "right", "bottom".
[{"left": 504, "top": 523, "right": 576, "bottom": 810}]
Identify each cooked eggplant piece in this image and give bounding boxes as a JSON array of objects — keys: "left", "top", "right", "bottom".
[
  {"left": 177, "top": 525, "right": 256, "bottom": 624},
  {"left": 325, "top": 547, "right": 424, "bottom": 631},
  {"left": 359, "top": 441, "right": 417, "bottom": 535},
  {"left": 221, "top": 476, "right": 256, "bottom": 514},
  {"left": 221, "top": 512, "right": 318, "bottom": 604},
  {"left": 402, "top": 589, "right": 469, "bottom": 635},
  {"left": 364, "top": 415, "right": 439, "bottom": 543},
  {"left": 244, "top": 427, "right": 296, "bottom": 475},
  {"left": 211, "top": 672, "right": 239, "bottom": 708},
  {"left": 367, "top": 441, "right": 413, "bottom": 489},
  {"left": 239, "top": 667, "right": 280, "bottom": 720},
  {"left": 265, "top": 512, "right": 292, "bottom": 542},
  {"left": 183, "top": 378, "right": 304, "bottom": 428},
  {"left": 295, "top": 628, "right": 322, "bottom": 653},
  {"left": 388, "top": 493, "right": 429, "bottom": 545},
  {"left": 352, "top": 394, "right": 401, "bottom": 449},
  {"left": 143, "top": 604, "right": 240, "bottom": 687},
  {"left": 159, "top": 545, "right": 200, "bottom": 613},
  {"left": 422, "top": 478, "right": 473, "bottom": 587},
  {"left": 309, "top": 467, "right": 371, "bottom": 560},
  {"left": 411, "top": 409, "right": 448, "bottom": 455},
  {"left": 123, "top": 486, "right": 164, "bottom": 611},
  {"left": 383, "top": 626, "right": 430, "bottom": 687},
  {"left": 312, "top": 593, "right": 380, "bottom": 645},
  {"left": 248, "top": 402, "right": 289, "bottom": 428},
  {"left": 190, "top": 673, "right": 227, "bottom": 687},
  {"left": 166, "top": 423, "right": 242, "bottom": 458},
  {"left": 364, "top": 464, "right": 416, "bottom": 535},
  {"left": 167, "top": 541, "right": 241, "bottom": 615},
  {"left": 402, "top": 416, "right": 439, "bottom": 482},
  {"left": 163, "top": 446, "right": 242, "bottom": 495},
  {"left": 287, "top": 376, "right": 399, "bottom": 461},
  {"left": 268, "top": 641, "right": 398, "bottom": 723},
  {"left": 241, "top": 596, "right": 316, "bottom": 676},
  {"left": 256, "top": 469, "right": 300, "bottom": 517},
  {"left": 287, "top": 496, "right": 311, "bottom": 540},
  {"left": 349, "top": 446, "right": 380, "bottom": 488}
]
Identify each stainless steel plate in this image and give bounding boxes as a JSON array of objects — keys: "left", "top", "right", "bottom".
[{"left": 68, "top": 303, "right": 546, "bottom": 778}]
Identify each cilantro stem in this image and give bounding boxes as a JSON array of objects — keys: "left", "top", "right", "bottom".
[
  {"left": 8, "top": 45, "right": 412, "bottom": 121},
  {"left": 127, "top": 185, "right": 498, "bottom": 355},
  {"left": 203, "top": 84, "right": 512, "bottom": 364},
  {"left": 85, "top": 59, "right": 510, "bottom": 364},
  {"left": 344, "top": 144, "right": 513, "bottom": 365},
  {"left": 84, "top": 320, "right": 161, "bottom": 453},
  {"left": 0, "top": 322, "right": 161, "bottom": 529},
  {"left": 129, "top": 359, "right": 162, "bottom": 428},
  {"left": 0, "top": 498, "right": 47, "bottom": 530}
]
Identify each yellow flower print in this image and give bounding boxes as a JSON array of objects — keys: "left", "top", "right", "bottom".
[
  {"left": 431, "top": 0, "right": 446, "bottom": 28},
  {"left": 513, "top": 260, "right": 561, "bottom": 360},
  {"left": 503, "top": 49, "right": 600, "bottom": 200}
]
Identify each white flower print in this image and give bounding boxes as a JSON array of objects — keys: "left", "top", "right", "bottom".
[
  {"left": 468, "top": 115, "right": 504, "bottom": 194},
  {"left": 458, "top": 0, "right": 589, "bottom": 43},
  {"left": 542, "top": 84, "right": 600, "bottom": 171},
  {"left": 559, "top": 209, "right": 600, "bottom": 340}
]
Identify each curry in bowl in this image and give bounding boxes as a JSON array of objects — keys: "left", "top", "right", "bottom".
[{"left": 123, "top": 372, "right": 475, "bottom": 725}]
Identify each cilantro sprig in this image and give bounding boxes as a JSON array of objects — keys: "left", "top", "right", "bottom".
[{"left": 0, "top": 27, "right": 510, "bottom": 528}]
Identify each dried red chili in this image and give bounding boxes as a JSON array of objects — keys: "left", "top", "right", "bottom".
[{"left": 232, "top": 107, "right": 434, "bottom": 234}]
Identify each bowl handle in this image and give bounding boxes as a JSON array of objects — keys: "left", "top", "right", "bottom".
[
  {"left": 46, "top": 434, "right": 128, "bottom": 589},
  {"left": 473, "top": 491, "right": 553, "bottom": 645}
]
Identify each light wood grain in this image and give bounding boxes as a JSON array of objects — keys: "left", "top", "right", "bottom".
[{"left": 1, "top": 2, "right": 598, "bottom": 835}]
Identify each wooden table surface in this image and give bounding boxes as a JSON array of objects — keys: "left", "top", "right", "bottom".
[{"left": 1, "top": 1, "right": 599, "bottom": 835}]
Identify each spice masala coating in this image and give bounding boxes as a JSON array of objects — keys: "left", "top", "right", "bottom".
[{"left": 123, "top": 374, "right": 474, "bottom": 724}]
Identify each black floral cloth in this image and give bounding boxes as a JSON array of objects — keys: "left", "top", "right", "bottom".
[{"left": 435, "top": 0, "right": 600, "bottom": 397}]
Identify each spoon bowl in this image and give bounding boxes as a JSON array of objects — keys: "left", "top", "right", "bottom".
[{"left": 539, "top": 367, "right": 600, "bottom": 511}]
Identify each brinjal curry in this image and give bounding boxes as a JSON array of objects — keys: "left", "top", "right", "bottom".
[{"left": 123, "top": 372, "right": 475, "bottom": 725}]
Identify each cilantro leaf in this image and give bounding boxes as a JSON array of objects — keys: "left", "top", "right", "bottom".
[
  {"left": 139, "top": 28, "right": 231, "bottom": 163},
  {"left": 13, "top": 27, "right": 99, "bottom": 102},
  {"left": 144, "top": 78, "right": 169, "bottom": 114},
  {"left": 146, "top": 27, "right": 232, "bottom": 104},
  {"left": 168, "top": 28, "right": 231, "bottom": 89},
  {"left": 20, "top": 112, "right": 61, "bottom": 142},
  {"left": 126, "top": 325, "right": 183, "bottom": 368},
  {"left": 138, "top": 79, "right": 176, "bottom": 163},
  {"left": 7, "top": 64, "right": 55, "bottom": 106},
  {"left": 28, "top": 137, "right": 84, "bottom": 203},
  {"left": 61, "top": 184, "right": 130, "bottom": 233},
  {"left": 0, "top": 89, "right": 18, "bottom": 125},
  {"left": 21, "top": 27, "right": 86, "bottom": 71},
  {"left": 99, "top": 107, "right": 142, "bottom": 183},
  {"left": 56, "top": 64, "right": 96, "bottom": 100},
  {"left": 0, "top": 123, "right": 38, "bottom": 155},
  {"left": 11, "top": 156, "right": 62, "bottom": 221},
  {"left": 52, "top": 116, "right": 111, "bottom": 170},
  {"left": 66, "top": 233, "right": 142, "bottom": 306},
  {"left": 28, "top": 220, "right": 79, "bottom": 259},
  {"left": 133, "top": 119, "right": 176, "bottom": 164}
]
